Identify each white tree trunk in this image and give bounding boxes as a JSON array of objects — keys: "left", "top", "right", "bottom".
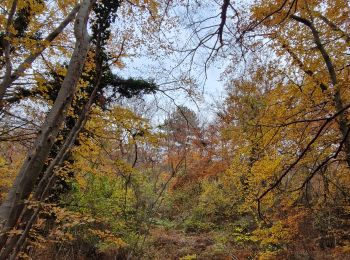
[
  {"left": 0, "top": 4, "right": 81, "bottom": 108},
  {"left": 0, "top": 0, "right": 95, "bottom": 247}
]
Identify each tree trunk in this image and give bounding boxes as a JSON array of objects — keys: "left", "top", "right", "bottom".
[
  {"left": 0, "top": 76, "right": 101, "bottom": 259},
  {"left": 291, "top": 14, "right": 350, "bottom": 168},
  {"left": 0, "top": 4, "right": 81, "bottom": 108},
  {"left": 0, "top": 0, "right": 95, "bottom": 250}
]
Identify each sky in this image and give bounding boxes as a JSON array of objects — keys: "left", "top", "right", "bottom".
[
  {"left": 117, "top": 51, "right": 227, "bottom": 126},
  {"left": 115, "top": 0, "right": 238, "bottom": 124}
]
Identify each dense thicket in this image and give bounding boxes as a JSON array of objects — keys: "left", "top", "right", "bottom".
[{"left": 0, "top": 0, "right": 349, "bottom": 259}]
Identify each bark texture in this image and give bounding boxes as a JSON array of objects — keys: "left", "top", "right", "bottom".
[
  {"left": 0, "top": 4, "right": 81, "bottom": 107},
  {"left": 0, "top": 0, "right": 95, "bottom": 252},
  {"left": 291, "top": 14, "right": 350, "bottom": 168}
]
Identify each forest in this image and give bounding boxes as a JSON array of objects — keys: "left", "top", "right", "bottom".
[{"left": 0, "top": 0, "right": 349, "bottom": 259}]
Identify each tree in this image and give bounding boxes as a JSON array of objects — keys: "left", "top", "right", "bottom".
[
  {"left": 242, "top": 0, "right": 350, "bottom": 217},
  {"left": 0, "top": 1, "right": 96, "bottom": 256},
  {"left": 0, "top": 0, "right": 160, "bottom": 257},
  {"left": 0, "top": 1, "right": 81, "bottom": 107},
  {"left": 163, "top": 105, "right": 200, "bottom": 146},
  {"left": 1, "top": 0, "right": 350, "bottom": 258}
]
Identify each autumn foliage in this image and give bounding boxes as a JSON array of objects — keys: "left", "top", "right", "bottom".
[{"left": 0, "top": 0, "right": 350, "bottom": 259}]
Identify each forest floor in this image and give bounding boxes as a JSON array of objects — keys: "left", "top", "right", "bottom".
[{"left": 148, "top": 228, "right": 236, "bottom": 260}]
